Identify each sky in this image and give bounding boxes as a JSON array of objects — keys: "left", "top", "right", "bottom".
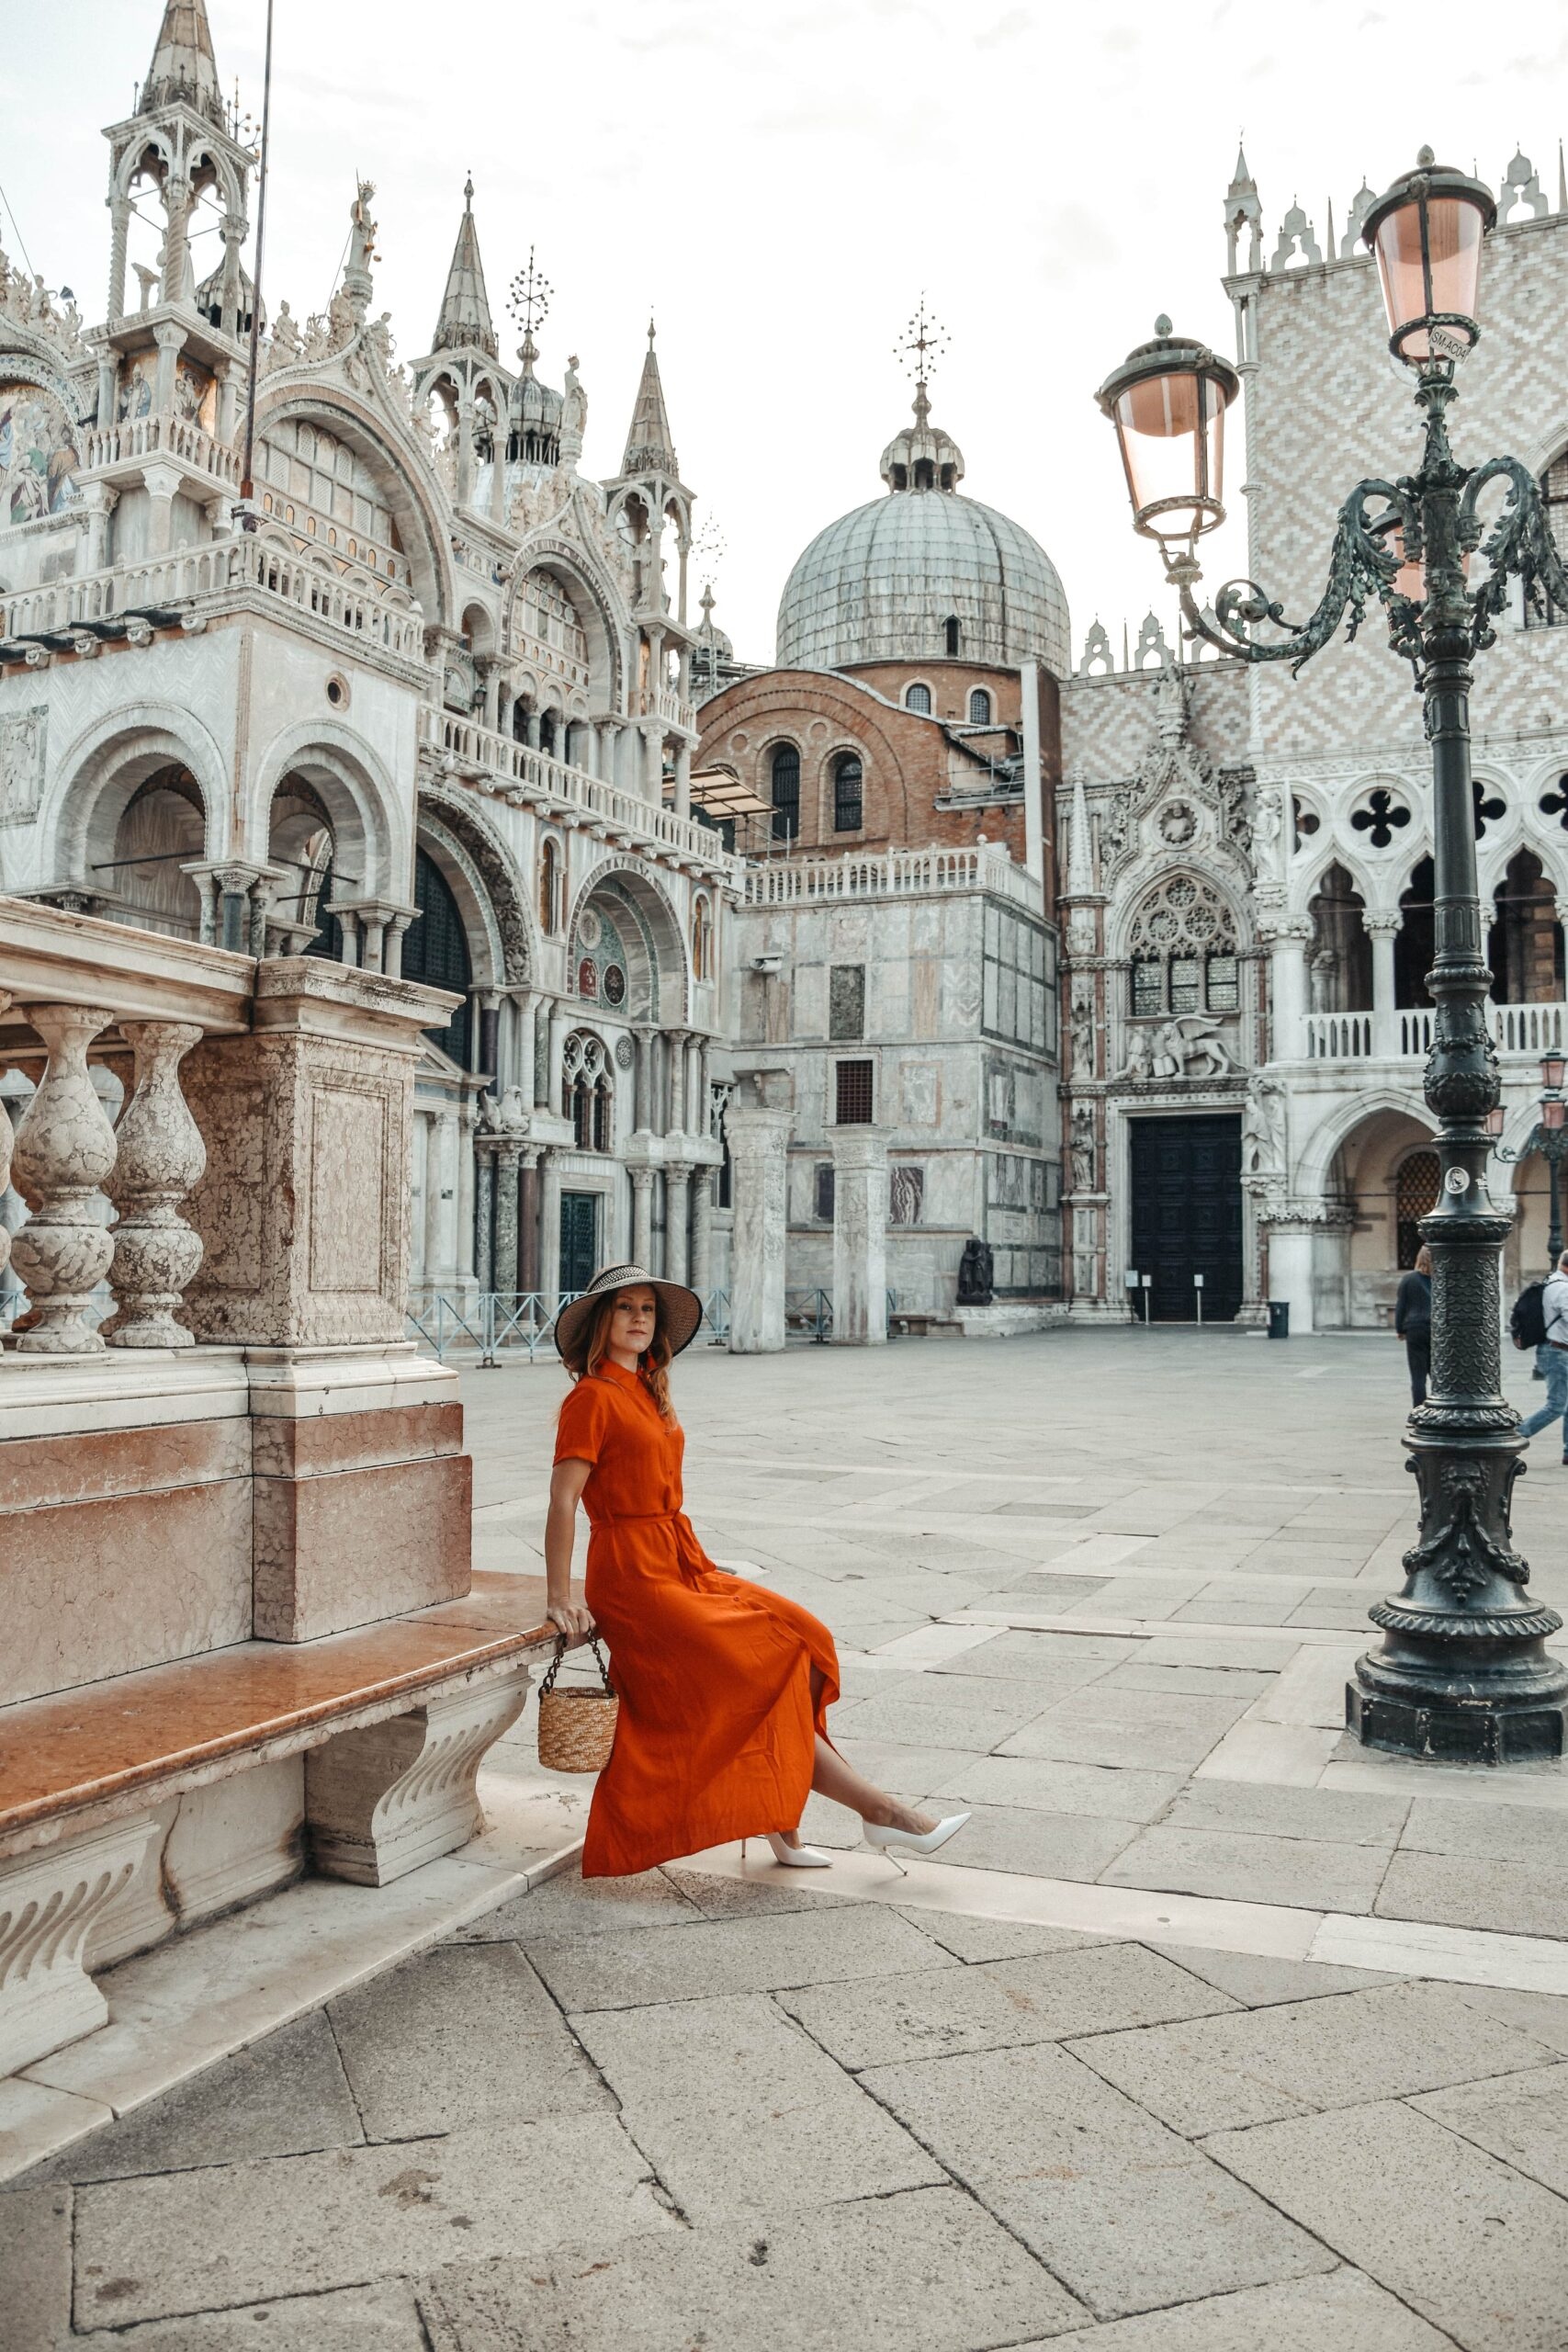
[{"left": 8, "top": 2, "right": 1567, "bottom": 668}]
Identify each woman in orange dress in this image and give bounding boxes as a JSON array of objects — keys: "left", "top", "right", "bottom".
[{"left": 545, "top": 1262, "right": 970, "bottom": 1880}]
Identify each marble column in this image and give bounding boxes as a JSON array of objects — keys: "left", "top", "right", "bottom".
[
  {"left": 725, "top": 1096, "right": 793, "bottom": 1354},
  {"left": 492, "top": 1140, "right": 523, "bottom": 1292},
  {"left": 630, "top": 1165, "right": 654, "bottom": 1266},
  {"left": 143, "top": 460, "right": 182, "bottom": 559},
  {"left": 456, "top": 392, "right": 475, "bottom": 510},
  {"left": 409, "top": 1114, "right": 428, "bottom": 1290},
  {"left": 103, "top": 1021, "right": 206, "bottom": 1349},
  {"left": 0, "top": 1000, "right": 12, "bottom": 1290},
  {"left": 690, "top": 1168, "right": 713, "bottom": 1293},
  {"left": 829, "top": 1125, "right": 889, "bottom": 1346},
  {"left": 9, "top": 1003, "right": 118, "bottom": 1354},
  {"left": 664, "top": 1162, "right": 694, "bottom": 1284},
  {"left": 1267, "top": 921, "right": 1311, "bottom": 1061},
  {"left": 533, "top": 996, "right": 554, "bottom": 1110},
  {"left": 519, "top": 1147, "right": 541, "bottom": 1293},
  {"left": 476, "top": 1148, "right": 495, "bottom": 1290},
  {"left": 152, "top": 319, "right": 186, "bottom": 413},
  {"left": 1368, "top": 918, "right": 1400, "bottom": 1057},
  {"left": 674, "top": 743, "right": 693, "bottom": 822},
  {"left": 635, "top": 1027, "right": 656, "bottom": 1131},
  {"left": 539, "top": 1153, "right": 562, "bottom": 1305}
]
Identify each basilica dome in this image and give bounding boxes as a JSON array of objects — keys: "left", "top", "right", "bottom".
[{"left": 776, "top": 389, "right": 1070, "bottom": 678}]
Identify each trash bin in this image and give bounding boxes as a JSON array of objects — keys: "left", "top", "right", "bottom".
[{"left": 1267, "top": 1301, "right": 1290, "bottom": 1340}]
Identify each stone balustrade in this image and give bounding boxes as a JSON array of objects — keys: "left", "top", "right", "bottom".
[
  {"left": 1300, "top": 1001, "right": 1568, "bottom": 1065},
  {"left": 0, "top": 532, "right": 426, "bottom": 670},
  {"left": 83, "top": 411, "right": 242, "bottom": 487},
  {"left": 423, "top": 707, "right": 739, "bottom": 877},
  {"left": 652, "top": 684, "right": 697, "bottom": 732},
  {"left": 743, "top": 841, "right": 1044, "bottom": 914}
]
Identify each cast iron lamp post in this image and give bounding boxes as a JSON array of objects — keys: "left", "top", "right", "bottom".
[
  {"left": 1098, "top": 150, "right": 1568, "bottom": 1763},
  {"left": 1489, "top": 1054, "right": 1568, "bottom": 1266}
]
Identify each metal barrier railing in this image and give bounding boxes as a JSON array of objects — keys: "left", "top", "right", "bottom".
[{"left": 404, "top": 1285, "right": 897, "bottom": 1364}]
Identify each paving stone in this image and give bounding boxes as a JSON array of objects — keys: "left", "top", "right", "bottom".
[
  {"left": 833, "top": 1736, "right": 990, "bottom": 1791},
  {"left": 72, "top": 2112, "right": 671, "bottom": 2327},
  {"left": 0, "top": 2181, "right": 70, "bottom": 2352},
  {"left": 927, "top": 1634, "right": 1124, "bottom": 1688},
  {"left": 1161, "top": 1777, "right": 1408, "bottom": 1845},
  {"left": 1207, "top": 2098, "right": 1568, "bottom": 2352},
  {"left": 1147, "top": 1944, "right": 1399, "bottom": 2007},
  {"left": 624, "top": 2084, "right": 945, "bottom": 2222},
  {"left": 1375, "top": 1849, "right": 1568, "bottom": 1939},
  {"left": 528, "top": 1904, "right": 956, "bottom": 2014},
  {"left": 1448, "top": 1983, "right": 1568, "bottom": 2055},
  {"left": 73, "top": 2279, "right": 430, "bottom": 2347},
  {"left": 1402, "top": 1796, "right": 1568, "bottom": 1869},
  {"left": 1068, "top": 1982, "right": 1559, "bottom": 2135},
  {"left": 326, "top": 1942, "right": 612, "bottom": 2140},
  {"left": 1141, "top": 1636, "right": 1306, "bottom": 1669},
  {"left": 1040, "top": 2266, "right": 1456, "bottom": 2350},
  {"left": 826, "top": 1688, "right": 1050, "bottom": 1750},
  {"left": 910, "top": 1800, "right": 1139, "bottom": 1880},
  {"left": 858, "top": 2041, "right": 1328, "bottom": 2320},
  {"left": 1414, "top": 2063, "right": 1568, "bottom": 2198},
  {"left": 452, "top": 1866, "right": 705, "bottom": 1943},
  {"left": 415, "top": 2183, "right": 1089, "bottom": 2348},
  {"left": 572, "top": 1992, "right": 852, "bottom": 2116},
  {"left": 929, "top": 1753, "right": 1184, "bottom": 1822},
  {"left": 1172, "top": 1593, "right": 1301, "bottom": 1625},
  {"left": 1094, "top": 1660, "right": 1279, "bottom": 1700},
  {"left": 999, "top": 1712, "right": 1239, "bottom": 1774},
  {"left": 779, "top": 1943, "right": 1235, "bottom": 2070},
  {"left": 1100, "top": 1825, "right": 1393, "bottom": 1913},
  {"left": 22, "top": 2010, "right": 363, "bottom": 2187},
  {"left": 660, "top": 1864, "right": 860, "bottom": 1918},
  {"left": 893, "top": 1909, "right": 1111, "bottom": 1963}
]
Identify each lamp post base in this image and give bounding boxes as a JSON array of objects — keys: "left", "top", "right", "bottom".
[{"left": 1348, "top": 1627, "right": 1568, "bottom": 1764}]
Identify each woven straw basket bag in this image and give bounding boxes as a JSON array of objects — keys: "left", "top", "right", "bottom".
[{"left": 536, "top": 1635, "right": 619, "bottom": 1772}]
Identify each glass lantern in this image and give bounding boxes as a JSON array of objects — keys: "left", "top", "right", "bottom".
[
  {"left": 1542, "top": 1052, "right": 1567, "bottom": 1095},
  {"left": 1095, "top": 320, "right": 1240, "bottom": 564},
  {"left": 1361, "top": 149, "right": 1496, "bottom": 365}
]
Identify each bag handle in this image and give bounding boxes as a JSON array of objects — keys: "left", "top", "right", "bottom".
[{"left": 538, "top": 1633, "right": 615, "bottom": 1699}]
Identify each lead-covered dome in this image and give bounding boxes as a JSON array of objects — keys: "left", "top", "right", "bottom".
[{"left": 776, "top": 388, "right": 1070, "bottom": 677}]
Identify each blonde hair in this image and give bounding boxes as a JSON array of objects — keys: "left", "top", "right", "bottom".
[{"left": 578, "top": 1287, "right": 677, "bottom": 1422}]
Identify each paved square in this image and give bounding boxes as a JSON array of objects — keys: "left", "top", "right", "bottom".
[{"left": 7, "top": 1329, "right": 1568, "bottom": 2347}]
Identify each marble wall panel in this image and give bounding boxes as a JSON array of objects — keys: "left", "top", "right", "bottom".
[{"left": 252, "top": 1451, "right": 472, "bottom": 1643}]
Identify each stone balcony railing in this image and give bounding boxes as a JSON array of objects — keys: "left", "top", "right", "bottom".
[
  {"left": 82, "top": 412, "right": 242, "bottom": 487},
  {"left": 1301, "top": 1001, "right": 1568, "bottom": 1064},
  {"left": 0, "top": 534, "right": 428, "bottom": 670},
  {"left": 652, "top": 684, "right": 698, "bottom": 733},
  {"left": 743, "top": 842, "right": 1045, "bottom": 916},
  {"left": 423, "top": 708, "right": 739, "bottom": 879}
]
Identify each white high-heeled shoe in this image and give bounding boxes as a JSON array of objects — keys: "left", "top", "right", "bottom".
[
  {"left": 740, "top": 1833, "right": 833, "bottom": 1868},
  {"left": 863, "top": 1812, "right": 972, "bottom": 1874}
]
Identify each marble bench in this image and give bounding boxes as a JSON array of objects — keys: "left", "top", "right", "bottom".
[{"left": 0, "top": 1572, "right": 558, "bottom": 2077}]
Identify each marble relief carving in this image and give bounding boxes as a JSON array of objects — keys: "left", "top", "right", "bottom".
[
  {"left": 104, "top": 1022, "right": 207, "bottom": 1349},
  {"left": 9, "top": 1002, "right": 118, "bottom": 1353}
]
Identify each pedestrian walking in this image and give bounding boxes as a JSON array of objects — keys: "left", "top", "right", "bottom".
[
  {"left": 1394, "top": 1244, "right": 1432, "bottom": 1407},
  {"left": 544, "top": 1263, "right": 970, "bottom": 1877},
  {"left": 1518, "top": 1249, "right": 1568, "bottom": 1463}
]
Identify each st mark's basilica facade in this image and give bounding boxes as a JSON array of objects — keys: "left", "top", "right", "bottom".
[{"left": 5, "top": 5, "right": 1568, "bottom": 1339}]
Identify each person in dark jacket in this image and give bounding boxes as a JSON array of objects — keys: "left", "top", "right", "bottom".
[{"left": 1394, "top": 1245, "right": 1432, "bottom": 1406}]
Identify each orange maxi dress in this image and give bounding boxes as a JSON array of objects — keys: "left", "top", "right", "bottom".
[{"left": 554, "top": 1360, "right": 840, "bottom": 1878}]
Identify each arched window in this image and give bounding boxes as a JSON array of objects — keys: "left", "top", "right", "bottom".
[
  {"left": 538, "top": 837, "right": 559, "bottom": 933},
  {"left": 562, "top": 1031, "right": 613, "bottom": 1151},
  {"left": 1125, "top": 873, "right": 1241, "bottom": 1018},
  {"left": 944, "top": 616, "right": 961, "bottom": 657},
  {"left": 1528, "top": 450, "right": 1568, "bottom": 628},
  {"left": 833, "top": 752, "right": 863, "bottom": 832},
  {"left": 968, "top": 687, "right": 992, "bottom": 725},
  {"left": 402, "top": 848, "right": 473, "bottom": 1068},
  {"left": 692, "top": 893, "right": 714, "bottom": 981},
  {"left": 1488, "top": 848, "right": 1564, "bottom": 1003},
  {"left": 1396, "top": 856, "right": 1435, "bottom": 1009},
  {"left": 769, "top": 742, "right": 800, "bottom": 843},
  {"left": 904, "top": 683, "right": 931, "bottom": 715},
  {"left": 1396, "top": 1148, "right": 1440, "bottom": 1268}
]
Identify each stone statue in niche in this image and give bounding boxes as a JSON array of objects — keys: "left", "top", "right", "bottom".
[
  {"left": 1242, "top": 1069, "right": 1287, "bottom": 1175},
  {"left": 0, "top": 707, "right": 46, "bottom": 826},
  {"left": 1069, "top": 1102, "right": 1097, "bottom": 1193},
  {"left": 1118, "top": 1024, "right": 1153, "bottom": 1082},
  {"left": 956, "top": 1236, "right": 994, "bottom": 1306},
  {"left": 1253, "top": 785, "right": 1282, "bottom": 849},
  {"left": 1069, "top": 979, "right": 1095, "bottom": 1080}
]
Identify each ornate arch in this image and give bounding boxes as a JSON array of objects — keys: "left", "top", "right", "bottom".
[
  {"left": 415, "top": 780, "right": 536, "bottom": 985},
  {"left": 565, "top": 855, "right": 689, "bottom": 1026},
  {"left": 1114, "top": 866, "right": 1245, "bottom": 964},
  {"left": 47, "top": 703, "right": 231, "bottom": 886},
  {"left": 252, "top": 381, "right": 455, "bottom": 625},
  {"left": 1294, "top": 1085, "right": 1436, "bottom": 1199},
  {"left": 504, "top": 536, "right": 629, "bottom": 713},
  {"left": 254, "top": 719, "right": 406, "bottom": 904}
]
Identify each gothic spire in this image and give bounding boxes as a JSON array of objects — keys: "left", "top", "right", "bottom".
[
  {"left": 434, "top": 177, "right": 498, "bottom": 357},
  {"left": 622, "top": 320, "right": 679, "bottom": 477},
  {"left": 1065, "top": 768, "right": 1095, "bottom": 896},
  {"left": 142, "top": 0, "right": 225, "bottom": 127}
]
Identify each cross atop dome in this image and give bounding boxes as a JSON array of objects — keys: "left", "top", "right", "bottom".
[
  {"left": 883, "top": 300, "right": 963, "bottom": 492},
  {"left": 895, "top": 295, "right": 950, "bottom": 430}
]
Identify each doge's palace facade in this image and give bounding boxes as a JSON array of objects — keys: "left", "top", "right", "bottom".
[{"left": 0, "top": 0, "right": 731, "bottom": 1315}]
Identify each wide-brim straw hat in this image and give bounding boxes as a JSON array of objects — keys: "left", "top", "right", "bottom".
[{"left": 554, "top": 1261, "right": 704, "bottom": 1374}]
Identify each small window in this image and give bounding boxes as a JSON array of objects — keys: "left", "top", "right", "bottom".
[
  {"left": 814, "top": 1162, "right": 836, "bottom": 1221},
  {"left": 944, "top": 616, "right": 961, "bottom": 657},
  {"left": 691, "top": 894, "right": 713, "bottom": 982},
  {"left": 904, "top": 683, "right": 931, "bottom": 715},
  {"left": 770, "top": 741, "right": 800, "bottom": 842},
  {"left": 1169, "top": 956, "right": 1201, "bottom": 1013},
  {"left": 835, "top": 1058, "right": 874, "bottom": 1125},
  {"left": 829, "top": 965, "right": 865, "bottom": 1042},
  {"left": 1131, "top": 960, "right": 1163, "bottom": 1016},
  {"left": 968, "top": 687, "right": 991, "bottom": 725},
  {"left": 1205, "top": 954, "right": 1240, "bottom": 1012},
  {"left": 833, "top": 752, "right": 863, "bottom": 832}
]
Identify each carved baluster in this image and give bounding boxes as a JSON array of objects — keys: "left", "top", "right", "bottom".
[
  {"left": 102, "top": 1023, "right": 207, "bottom": 1349},
  {"left": 9, "top": 1003, "right": 118, "bottom": 1353}
]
